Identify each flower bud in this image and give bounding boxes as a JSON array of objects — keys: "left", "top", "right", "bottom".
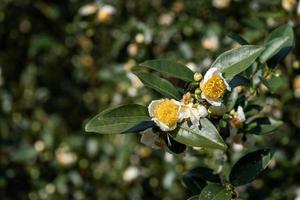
[
  {"left": 195, "top": 88, "right": 201, "bottom": 95},
  {"left": 193, "top": 72, "right": 203, "bottom": 82},
  {"left": 208, "top": 103, "right": 227, "bottom": 116}
]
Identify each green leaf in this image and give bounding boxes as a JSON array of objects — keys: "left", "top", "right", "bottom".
[
  {"left": 211, "top": 45, "right": 265, "bottom": 78},
  {"left": 264, "top": 24, "right": 294, "bottom": 47},
  {"left": 85, "top": 104, "right": 151, "bottom": 134},
  {"left": 139, "top": 59, "right": 194, "bottom": 81},
  {"left": 246, "top": 117, "right": 283, "bottom": 135},
  {"left": 197, "top": 184, "right": 232, "bottom": 200},
  {"left": 259, "top": 36, "right": 289, "bottom": 63},
  {"left": 264, "top": 24, "right": 294, "bottom": 67},
  {"left": 134, "top": 71, "right": 181, "bottom": 100},
  {"left": 229, "top": 149, "right": 275, "bottom": 186},
  {"left": 172, "top": 118, "right": 227, "bottom": 150},
  {"left": 227, "top": 32, "right": 249, "bottom": 45}
]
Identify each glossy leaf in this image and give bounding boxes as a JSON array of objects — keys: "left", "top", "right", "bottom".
[
  {"left": 229, "top": 149, "right": 275, "bottom": 186},
  {"left": 246, "top": 117, "right": 283, "bottom": 135},
  {"left": 85, "top": 104, "right": 150, "bottom": 134},
  {"left": 197, "top": 184, "right": 232, "bottom": 200},
  {"left": 211, "top": 45, "right": 265, "bottom": 78},
  {"left": 172, "top": 119, "right": 227, "bottom": 150},
  {"left": 134, "top": 72, "right": 181, "bottom": 100},
  {"left": 263, "top": 24, "right": 294, "bottom": 67},
  {"left": 140, "top": 59, "right": 194, "bottom": 81},
  {"left": 259, "top": 36, "right": 289, "bottom": 63}
]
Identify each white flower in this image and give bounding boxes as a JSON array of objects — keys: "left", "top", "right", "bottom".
[
  {"left": 179, "top": 103, "right": 208, "bottom": 126},
  {"left": 230, "top": 106, "right": 246, "bottom": 129},
  {"left": 236, "top": 106, "right": 246, "bottom": 123},
  {"left": 148, "top": 99, "right": 181, "bottom": 131},
  {"left": 200, "top": 67, "right": 231, "bottom": 106},
  {"left": 140, "top": 128, "right": 165, "bottom": 149}
]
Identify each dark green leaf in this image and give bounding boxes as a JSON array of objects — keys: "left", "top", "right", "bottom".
[
  {"left": 134, "top": 71, "right": 181, "bottom": 100},
  {"left": 229, "top": 149, "right": 275, "bottom": 186},
  {"left": 139, "top": 59, "right": 194, "bottom": 81},
  {"left": 246, "top": 117, "right": 283, "bottom": 135},
  {"left": 197, "top": 184, "right": 232, "bottom": 200},
  {"left": 228, "top": 75, "right": 250, "bottom": 88},
  {"left": 211, "top": 45, "right": 265, "bottom": 78},
  {"left": 164, "top": 135, "right": 186, "bottom": 154},
  {"left": 123, "top": 121, "right": 155, "bottom": 133},
  {"left": 85, "top": 104, "right": 150, "bottom": 134},
  {"left": 227, "top": 32, "right": 249, "bottom": 45},
  {"left": 172, "top": 119, "right": 227, "bottom": 150}
]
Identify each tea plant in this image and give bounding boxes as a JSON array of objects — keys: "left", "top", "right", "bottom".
[{"left": 85, "top": 24, "right": 294, "bottom": 200}]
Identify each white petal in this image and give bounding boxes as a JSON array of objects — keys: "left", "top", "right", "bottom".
[
  {"left": 237, "top": 106, "right": 246, "bottom": 122},
  {"left": 201, "top": 92, "right": 222, "bottom": 106},
  {"left": 196, "top": 105, "right": 208, "bottom": 118},
  {"left": 220, "top": 74, "right": 231, "bottom": 91},
  {"left": 153, "top": 118, "right": 176, "bottom": 132},
  {"left": 200, "top": 67, "right": 220, "bottom": 87}
]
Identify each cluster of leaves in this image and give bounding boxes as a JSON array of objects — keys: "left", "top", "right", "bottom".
[{"left": 85, "top": 24, "right": 294, "bottom": 199}]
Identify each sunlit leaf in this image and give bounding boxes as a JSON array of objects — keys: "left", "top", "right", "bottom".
[
  {"left": 211, "top": 45, "right": 265, "bottom": 78},
  {"left": 172, "top": 119, "right": 227, "bottom": 150}
]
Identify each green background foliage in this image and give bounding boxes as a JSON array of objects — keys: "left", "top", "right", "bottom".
[{"left": 0, "top": 0, "right": 300, "bottom": 199}]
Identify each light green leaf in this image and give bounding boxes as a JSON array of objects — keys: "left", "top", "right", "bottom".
[
  {"left": 259, "top": 36, "right": 289, "bottom": 63},
  {"left": 140, "top": 59, "right": 194, "bottom": 81},
  {"left": 229, "top": 149, "right": 274, "bottom": 186},
  {"left": 85, "top": 104, "right": 151, "bottom": 134},
  {"left": 211, "top": 45, "right": 265, "bottom": 78},
  {"left": 172, "top": 118, "right": 227, "bottom": 150},
  {"left": 197, "top": 184, "right": 231, "bottom": 200},
  {"left": 264, "top": 24, "right": 294, "bottom": 47},
  {"left": 134, "top": 71, "right": 181, "bottom": 100}
]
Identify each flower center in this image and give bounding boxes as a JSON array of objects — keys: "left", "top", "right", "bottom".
[
  {"left": 154, "top": 100, "right": 179, "bottom": 127},
  {"left": 201, "top": 74, "right": 226, "bottom": 100}
]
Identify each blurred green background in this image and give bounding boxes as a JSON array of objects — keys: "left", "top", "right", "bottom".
[{"left": 1, "top": 0, "right": 300, "bottom": 199}]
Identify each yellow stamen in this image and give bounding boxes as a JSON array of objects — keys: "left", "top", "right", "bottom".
[
  {"left": 201, "top": 74, "right": 226, "bottom": 100},
  {"left": 154, "top": 100, "right": 179, "bottom": 127}
]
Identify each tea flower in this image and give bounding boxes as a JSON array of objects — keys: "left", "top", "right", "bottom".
[
  {"left": 179, "top": 103, "right": 208, "bottom": 126},
  {"left": 148, "top": 99, "right": 181, "bottom": 131},
  {"left": 140, "top": 128, "right": 166, "bottom": 149},
  {"left": 230, "top": 106, "right": 246, "bottom": 129},
  {"left": 200, "top": 67, "right": 231, "bottom": 106}
]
